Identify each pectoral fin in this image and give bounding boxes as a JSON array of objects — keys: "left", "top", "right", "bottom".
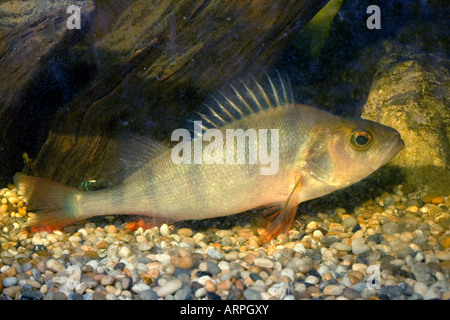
[{"left": 258, "top": 174, "right": 302, "bottom": 243}]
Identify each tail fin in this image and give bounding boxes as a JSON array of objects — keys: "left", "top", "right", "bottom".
[{"left": 13, "top": 174, "right": 81, "bottom": 232}]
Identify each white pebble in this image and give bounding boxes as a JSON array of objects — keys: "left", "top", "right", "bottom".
[
  {"left": 119, "top": 246, "right": 131, "bottom": 258},
  {"left": 160, "top": 224, "right": 172, "bottom": 236},
  {"left": 155, "top": 254, "right": 171, "bottom": 266},
  {"left": 218, "top": 261, "right": 230, "bottom": 271},
  {"left": 424, "top": 287, "right": 442, "bottom": 300},
  {"left": 294, "top": 242, "right": 306, "bottom": 254},
  {"left": 207, "top": 247, "right": 224, "bottom": 260},
  {"left": 413, "top": 281, "right": 428, "bottom": 297},
  {"left": 317, "top": 265, "right": 330, "bottom": 276},
  {"left": 280, "top": 268, "right": 295, "bottom": 282},
  {"left": 254, "top": 258, "right": 274, "bottom": 269},
  {"left": 157, "top": 279, "right": 183, "bottom": 297},
  {"left": 131, "top": 282, "right": 151, "bottom": 294},
  {"left": 305, "top": 275, "right": 319, "bottom": 285},
  {"left": 195, "top": 287, "right": 207, "bottom": 298}
]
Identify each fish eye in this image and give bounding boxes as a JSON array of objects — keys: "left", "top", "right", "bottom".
[{"left": 350, "top": 129, "right": 372, "bottom": 150}]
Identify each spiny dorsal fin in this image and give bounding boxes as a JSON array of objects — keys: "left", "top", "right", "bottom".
[{"left": 190, "top": 71, "right": 293, "bottom": 138}]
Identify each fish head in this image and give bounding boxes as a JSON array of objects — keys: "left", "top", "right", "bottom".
[{"left": 304, "top": 118, "right": 405, "bottom": 189}]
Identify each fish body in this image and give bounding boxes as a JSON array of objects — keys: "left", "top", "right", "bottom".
[{"left": 15, "top": 75, "right": 404, "bottom": 242}]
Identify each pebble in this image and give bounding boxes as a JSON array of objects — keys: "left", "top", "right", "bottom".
[
  {"left": 342, "top": 217, "right": 358, "bottom": 230},
  {"left": 352, "top": 238, "right": 370, "bottom": 255},
  {"left": 207, "top": 247, "right": 224, "bottom": 260},
  {"left": 139, "top": 289, "right": 159, "bottom": 300},
  {"left": 157, "top": 279, "right": 183, "bottom": 297},
  {"left": 323, "top": 285, "right": 343, "bottom": 296},
  {"left": 2, "top": 277, "right": 18, "bottom": 287},
  {"left": 383, "top": 222, "right": 400, "bottom": 235},
  {"left": 424, "top": 287, "right": 442, "bottom": 300},
  {"left": 243, "top": 288, "right": 262, "bottom": 300},
  {"left": 305, "top": 275, "right": 319, "bottom": 285},
  {"left": 253, "top": 258, "right": 274, "bottom": 269},
  {"left": 343, "top": 288, "right": 361, "bottom": 299},
  {"left": 0, "top": 185, "right": 448, "bottom": 301}
]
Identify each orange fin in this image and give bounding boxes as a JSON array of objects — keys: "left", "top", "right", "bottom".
[
  {"left": 258, "top": 174, "right": 302, "bottom": 243},
  {"left": 124, "top": 216, "right": 172, "bottom": 231}
]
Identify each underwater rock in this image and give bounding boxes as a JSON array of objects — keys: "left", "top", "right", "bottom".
[
  {"left": 361, "top": 36, "right": 449, "bottom": 194},
  {"left": 280, "top": 0, "right": 449, "bottom": 194}
]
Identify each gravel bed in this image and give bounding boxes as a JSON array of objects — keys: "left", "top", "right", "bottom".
[{"left": 0, "top": 184, "right": 448, "bottom": 300}]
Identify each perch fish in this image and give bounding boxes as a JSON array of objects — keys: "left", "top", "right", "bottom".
[{"left": 14, "top": 75, "right": 404, "bottom": 243}]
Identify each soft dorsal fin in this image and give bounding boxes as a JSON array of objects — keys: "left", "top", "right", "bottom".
[
  {"left": 102, "top": 134, "right": 169, "bottom": 182},
  {"left": 189, "top": 72, "right": 293, "bottom": 138}
]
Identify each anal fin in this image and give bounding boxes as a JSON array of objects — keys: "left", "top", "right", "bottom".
[{"left": 258, "top": 174, "right": 302, "bottom": 243}]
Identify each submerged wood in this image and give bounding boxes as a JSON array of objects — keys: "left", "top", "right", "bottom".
[{"left": 0, "top": 0, "right": 328, "bottom": 186}]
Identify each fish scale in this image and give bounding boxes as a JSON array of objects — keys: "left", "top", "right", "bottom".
[{"left": 14, "top": 74, "right": 404, "bottom": 242}]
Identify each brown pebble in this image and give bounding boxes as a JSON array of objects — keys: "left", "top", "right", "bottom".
[
  {"left": 93, "top": 292, "right": 106, "bottom": 300},
  {"left": 96, "top": 241, "right": 109, "bottom": 249},
  {"left": 106, "top": 225, "right": 117, "bottom": 233},
  {"left": 248, "top": 265, "right": 261, "bottom": 274},
  {"left": 279, "top": 275, "right": 291, "bottom": 283},
  {"left": 176, "top": 255, "right": 194, "bottom": 269},
  {"left": 305, "top": 286, "right": 321, "bottom": 298},
  {"left": 441, "top": 237, "right": 450, "bottom": 249},
  {"left": 423, "top": 194, "right": 440, "bottom": 203},
  {"left": 181, "top": 237, "right": 196, "bottom": 247},
  {"left": 343, "top": 288, "right": 361, "bottom": 300},
  {"left": 348, "top": 270, "right": 364, "bottom": 284},
  {"left": 205, "top": 280, "right": 216, "bottom": 292},
  {"left": 5, "top": 267, "right": 17, "bottom": 277},
  {"left": 100, "top": 275, "right": 115, "bottom": 286},
  {"left": 235, "top": 279, "right": 245, "bottom": 291},
  {"left": 242, "top": 253, "right": 256, "bottom": 265},
  {"left": 217, "top": 280, "right": 232, "bottom": 292},
  {"left": 238, "top": 228, "right": 255, "bottom": 239},
  {"left": 431, "top": 196, "right": 444, "bottom": 204},
  {"left": 83, "top": 251, "right": 99, "bottom": 258},
  {"left": 178, "top": 228, "right": 193, "bottom": 237},
  {"left": 440, "top": 261, "right": 450, "bottom": 274},
  {"left": 3, "top": 286, "right": 21, "bottom": 299}
]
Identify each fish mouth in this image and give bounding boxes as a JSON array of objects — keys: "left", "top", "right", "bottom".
[
  {"left": 392, "top": 138, "right": 405, "bottom": 156},
  {"left": 381, "top": 137, "right": 405, "bottom": 165},
  {"left": 370, "top": 137, "right": 405, "bottom": 171}
]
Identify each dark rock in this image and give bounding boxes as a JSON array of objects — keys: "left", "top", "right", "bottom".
[
  {"left": 195, "top": 271, "right": 212, "bottom": 278},
  {"left": 343, "top": 288, "right": 361, "bottom": 300},
  {"left": 249, "top": 273, "right": 263, "bottom": 282},
  {"left": 206, "top": 262, "right": 221, "bottom": 276},
  {"left": 207, "top": 292, "right": 222, "bottom": 300},
  {"left": 92, "top": 292, "right": 106, "bottom": 300},
  {"left": 139, "top": 289, "right": 159, "bottom": 300},
  {"left": 382, "top": 285, "right": 404, "bottom": 299},
  {"left": 114, "top": 262, "right": 126, "bottom": 271},
  {"left": 68, "top": 292, "right": 84, "bottom": 300},
  {"left": 20, "top": 284, "right": 43, "bottom": 300},
  {"left": 227, "top": 288, "right": 243, "bottom": 300},
  {"left": 367, "top": 233, "right": 384, "bottom": 244}
]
